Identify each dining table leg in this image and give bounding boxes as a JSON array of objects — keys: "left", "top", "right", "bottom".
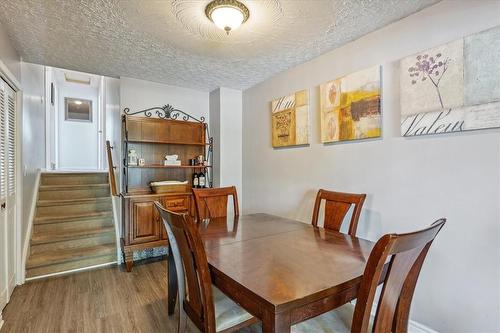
[
  {"left": 167, "top": 243, "right": 178, "bottom": 316},
  {"left": 262, "top": 311, "right": 292, "bottom": 333}
]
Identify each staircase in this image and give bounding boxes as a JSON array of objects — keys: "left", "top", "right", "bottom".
[{"left": 26, "top": 172, "right": 117, "bottom": 279}]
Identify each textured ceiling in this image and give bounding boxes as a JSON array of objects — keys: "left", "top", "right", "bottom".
[{"left": 0, "top": 0, "right": 438, "bottom": 91}]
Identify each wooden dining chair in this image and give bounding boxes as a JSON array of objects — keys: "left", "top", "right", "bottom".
[
  {"left": 291, "top": 218, "right": 446, "bottom": 333},
  {"left": 192, "top": 186, "right": 239, "bottom": 220},
  {"left": 154, "top": 201, "right": 257, "bottom": 333},
  {"left": 311, "top": 189, "right": 367, "bottom": 236}
]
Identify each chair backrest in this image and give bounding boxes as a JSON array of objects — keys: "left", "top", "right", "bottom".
[
  {"left": 352, "top": 218, "right": 446, "bottom": 333},
  {"left": 311, "top": 189, "right": 366, "bottom": 235},
  {"left": 193, "top": 186, "right": 239, "bottom": 220},
  {"left": 154, "top": 201, "right": 216, "bottom": 333}
]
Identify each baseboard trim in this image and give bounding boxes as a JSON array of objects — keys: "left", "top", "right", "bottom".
[
  {"left": 7, "top": 274, "right": 15, "bottom": 304},
  {"left": 21, "top": 169, "right": 41, "bottom": 284},
  {"left": 0, "top": 286, "right": 7, "bottom": 314},
  {"left": 409, "top": 319, "right": 439, "bottom": 333},
  {"left": 25, "top": 261, "right": 118, "bottom": 282}
]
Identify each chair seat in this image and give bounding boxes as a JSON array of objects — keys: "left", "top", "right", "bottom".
[
  {"left": 292, "top": 303, "right": 372, "bottom": 333},
  {"left": 213, "top": 286, "right": 254, "bottom": 332}
]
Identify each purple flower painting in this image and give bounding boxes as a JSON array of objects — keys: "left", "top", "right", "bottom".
[
  {"left": 400, "top": 26, "right": 500, "bottom": 137},
  {"left": 408, "top": 53, "right": 450, "bottom": 108}
]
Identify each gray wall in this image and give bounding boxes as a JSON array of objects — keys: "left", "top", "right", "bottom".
[{"left": 242, "top": 1, "right": 500, "bottom": 332}]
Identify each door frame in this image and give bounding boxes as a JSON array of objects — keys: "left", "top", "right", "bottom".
[
  {"left": 0, "top": 59, "right": 22, "bottom": 327},
  {"left": 48, "top": 68, "right": 106, "bottom": 171}
]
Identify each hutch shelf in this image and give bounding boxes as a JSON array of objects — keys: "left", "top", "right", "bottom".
[{"left": 111, "top": 105, "right": 213, "bottom": 271}]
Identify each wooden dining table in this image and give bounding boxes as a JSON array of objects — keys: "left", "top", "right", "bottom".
[{"left": 166, "top": 213, "right": 376, "bottom": 333}]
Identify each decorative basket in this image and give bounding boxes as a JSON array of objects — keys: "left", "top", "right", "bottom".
[{"left": 150, "top": 181, "right": 189, "bottom": 194}]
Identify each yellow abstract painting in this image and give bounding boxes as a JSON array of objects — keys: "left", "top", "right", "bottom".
[
  {"left": 271, "top": 90, "right": 309, "bottom": 147},
  {"left": 320, "top": 66, "right": 381, "bottom": 143}
]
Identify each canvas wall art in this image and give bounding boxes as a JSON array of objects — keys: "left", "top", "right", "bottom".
[
  {"left": 400, "top": 25, "right": 500, "bottom": 136},
  {"left": 320, "top": 66, "right": 381, "bottom": 143},
  {"left": 271, "top": 89, "right": 309, "bottom": 147}
]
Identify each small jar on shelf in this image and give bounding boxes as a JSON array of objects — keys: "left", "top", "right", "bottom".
[{"left": 128, "top": 149, "right": 138, "bottom": 166}]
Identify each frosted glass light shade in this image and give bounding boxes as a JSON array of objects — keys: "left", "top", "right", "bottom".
[
  {"left": 211, "top": 6, "right": 244, "bottom": 33},
  {"left": 205, "top": 0, "right": 250, "bottom": 35}
]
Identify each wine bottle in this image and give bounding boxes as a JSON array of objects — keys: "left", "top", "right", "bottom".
[
  {"left": 192, "top": 173, "right": 199, "bottom": 188},
  {"left": 198, "top": 171, "right": 206, "bottom": 188}
]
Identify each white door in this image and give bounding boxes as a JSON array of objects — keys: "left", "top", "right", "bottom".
[
  {"left": 58, "top": 84, "right": 99, "bottom": 170},
  {"left": 0, "top": 78, "right": 16, "bottom": 313}
]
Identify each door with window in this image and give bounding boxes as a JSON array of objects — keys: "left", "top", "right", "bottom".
[
  {"left": 58, "top": 85, "right": 99, "bottom": 170},
  {"left": 0, "top": 78, "right": 16, "bottom": 312}
]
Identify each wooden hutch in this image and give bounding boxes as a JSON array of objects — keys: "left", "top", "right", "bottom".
[{"left": 110, "top": 105, "right": 212, "bottom": 271}]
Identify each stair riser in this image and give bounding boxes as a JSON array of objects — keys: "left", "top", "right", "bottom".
[
  {"left": 30, "top": 234, "right": 116, "bottom": 255},
  {"left": 41, "top": 174, "right": 108, "bottom": 186},
  {"left": 34, "top": 218, "right": 114, "bottom": 233},
  {"left": 27, "top": 245, "right": 116, "bottom": 269},
  {"left": 26, "top": 254, "right": 117, "bottom": 278},
  {"left": 36, "top": 202, "right": 112, "bottom": 217},
  {"left": 38, "top": 188, "right": 111, "bottom": 200}
]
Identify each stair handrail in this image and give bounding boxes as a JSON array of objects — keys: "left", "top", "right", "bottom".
[{"left": 105, "top": 140, "right": 119, "bottom": 197}]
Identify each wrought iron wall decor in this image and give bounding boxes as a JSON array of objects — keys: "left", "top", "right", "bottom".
[{"left": 124, "top": 105, "right": 206, "bottom": 123}]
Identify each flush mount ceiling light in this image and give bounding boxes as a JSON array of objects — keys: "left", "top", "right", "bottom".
[{"left": 205, "top": 0, "right": 250, "bottom": 35}]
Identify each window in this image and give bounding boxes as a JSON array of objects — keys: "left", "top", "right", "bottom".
[{"left": 65, "top": 97, "right": 92, "bottom": 122}]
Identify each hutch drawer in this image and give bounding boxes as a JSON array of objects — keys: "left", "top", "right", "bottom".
[{"left": 162, "top": 196, "right": 189, "bottom": 212}]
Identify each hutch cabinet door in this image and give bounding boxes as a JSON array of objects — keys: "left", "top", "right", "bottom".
[{"left": 129, "top": 199, "right": 160, "bottom": 244}]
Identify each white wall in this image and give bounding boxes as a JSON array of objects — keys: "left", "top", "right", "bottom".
[
  {"left": 209, "top": 89, "right": 221, "bottom": 187},
  {"left": 57, "top": 82, "right": 99, "bottom": 170},
  {"left": 120, "top": 77, "right": 209, "bottom": 122},
  {"left": 20, "top": 63, "right": 45, "bottom": 250},
  {"left": 105, "top": 77, "right": 121, "bottom": 152},
  {"left": 103, "top": 77, "right": 121, "bottom": 261},
  {"left": 104, "top": 76, "right": 121, "bottom": 187},
  {"left": 209, "top": 87, "right": 242, "bottom": 194},
  {"left": 44, "top": 67, "right": 57, "bottom": 169},
  {"left": 242, "top": 1, "right": 500, "bottom": 332}
]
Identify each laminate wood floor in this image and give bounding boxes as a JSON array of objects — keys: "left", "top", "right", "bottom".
[{"left": 1, "top": 258, "right": 260, "bottom": 333}]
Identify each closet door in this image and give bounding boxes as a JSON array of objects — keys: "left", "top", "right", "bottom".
[{"left": 0, "top": 78, "right": 16, "bottom": 312}]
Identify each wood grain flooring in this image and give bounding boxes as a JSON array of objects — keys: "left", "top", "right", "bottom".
[{"left": 1, "top": 258, "right": 260, "bottom": 333}]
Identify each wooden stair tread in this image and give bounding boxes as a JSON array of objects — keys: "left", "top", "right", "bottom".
[
  {"left": 26, "top": 255, "right": 116, "bottom": 278},
  {"left": 35, "top": 211, "right": 113, "bottom": 224},
  {"left": 31, "top": 226, "right": 115, "bottom": 245},
  {"left": 39, "top": 183, "right": 109, "bottom": 191},
  {"left": 27, "top": 243, "right": 116, "bottom": 269},
  {"left": 42, "top": 172, "right": 108, "bottom": 175},
  {"left": 37, "top": 197, "right": 111, "bottom": 207}
]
